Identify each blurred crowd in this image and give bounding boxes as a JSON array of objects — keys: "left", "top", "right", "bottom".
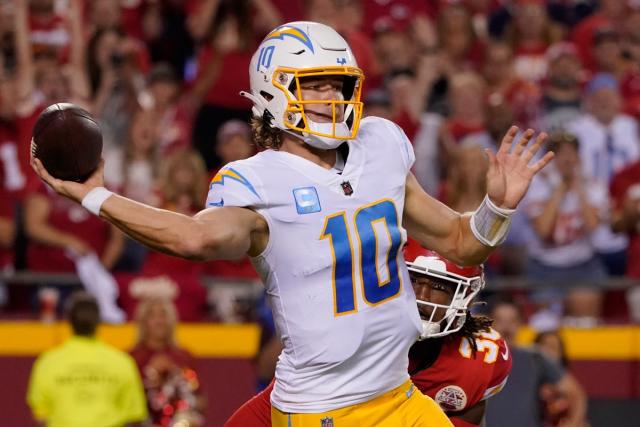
[{"left": 0, "top": 0, "right": 640, "bottom": 330}]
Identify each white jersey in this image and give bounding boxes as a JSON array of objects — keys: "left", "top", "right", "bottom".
[{"left": 206, "top": 117, "right": 422, "bottom": 412}]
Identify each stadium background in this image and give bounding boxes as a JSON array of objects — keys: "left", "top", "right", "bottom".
[{"left": 1, "top": 0, "right": 640, "bottom": 426}]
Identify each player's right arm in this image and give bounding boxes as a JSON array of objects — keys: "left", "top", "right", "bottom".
[
  {"left": 31, "top": 158, "right": 269, "bottom": 261},
  {"left": 100, "top": 197, "right": 266, "bottom": 260}
]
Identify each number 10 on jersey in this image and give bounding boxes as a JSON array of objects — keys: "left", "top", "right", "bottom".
[{"left": 320, "top": 199, "right": 404, "bottom": 316}]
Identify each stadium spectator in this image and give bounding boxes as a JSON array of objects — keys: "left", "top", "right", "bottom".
[
  {"left": 14, "top": 0, "right": 90, "bottom": 177},
  {"left": 486, "top": 298, "right": 587, "bottom": 427},
  {"left": 571, "top": 0, "right": 627, "bottom": 71},
  {"left": 483, "top": 41, "right": 539, "bottom": 128},
  {"left": 611, "top": 159, "right": 640, "bottom": 279},
  {"left": 111, "top": 108, "right": 162, "bottom": 206},
  {"left": 361, "top": 0, "right": 434, "bottom": 37},
  {"left": 413, "top": 70, "right": 487, "bottom": 194},
  {"left": 213, "top": 119, "right": 254, "bottom": 174},
  {"left": 434, "top": 72, "right": 491, "bottom": 179},
  {"left": 116, "top": 149, "right": 209, "bottom": 321},
  {"left": 303, "top": 0, "right": 378, "bottom": 86},
  {"left": 130, "top": 297, "right": 205, "bottom": 427},
  {"left": 437, "top": 3, "right": 483, "bottom": 72},
  {"left": 28, "top": 0, "right": 70, "bottom": 60},
  {"left": 505, "top": 0, "right": 564, "bottom": 84},
  {"left": 26, "top": 291, "right": 148, "bottom": 427},
  {"left": 568, "top": 73, "right": 638, "bottom": 275},
  {"left": 205, "top": 120, "right": 258, "bottom": 280},
  {"left": 363, "top": 87, "right": 393, "bottom": 120},
  {"left": 523, "top": 132, "right": 606, "bottom": 322},
  {"left": 88, "top": 27, "right": 149, "bottom": 153},
  {"left": 88, "top": 0, "right": 122, "bottom": 35},
  {"left": 440, "top": 142, "right": 488, "bottom": 213},
  {"left": 24, "top": 183, "right": 124, "bottom": 274},
  {"left": 159, "top": 148, "right": 209, "bottom": 215},
  {"left": 534, "top": 330, "right": 578, "bottom": 426},
  {"left": 539, "top": 42, "right": 584, "bottom": 132},
  {"left": 372, "top": 26, "right": 416, "bottom": 85},
  {"left": 619, "top": 11, "right": 640, "bottom": 119},
  {"left": 138, "top": 2, "right": 194, "bottom": 78},
  {"left": 590, "top": 27, "right": 624, "bottom": 78},
  {"left": 188, "top": 0, "right": 281, "bottom": 170}
]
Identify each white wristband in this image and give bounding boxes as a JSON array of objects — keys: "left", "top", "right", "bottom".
[
  {"left": 81, "top": 187, "right": 113, "bottom": 216},
  {"left": 470, "top": 195, "right": 515, "bottom": 247}
]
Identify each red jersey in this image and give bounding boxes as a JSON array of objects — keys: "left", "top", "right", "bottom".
[
  {"left": 224, "top": 328, "right": 512, "bottom": 427},
  {"left": 26, "top": 184, "right": 111, "bottom": 272},
  {"left": 409, "top": 328, "right": 512, "bottom": 418},
  {"left": 0, "top": 127, "right": 25, "bottom": 270},
  {"left": 610, "top": 160, "right": 640, "bottom": 277}
]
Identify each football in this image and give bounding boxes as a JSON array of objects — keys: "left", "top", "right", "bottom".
[{"left": 31, "top": 103, "right": 103, "bottom": 182}]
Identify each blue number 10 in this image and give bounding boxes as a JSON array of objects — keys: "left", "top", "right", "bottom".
[{"left": 320, "top": 199, "right": 403, "bottom": 316}]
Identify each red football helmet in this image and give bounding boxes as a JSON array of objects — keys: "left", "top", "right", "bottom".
[{"left": 404, "top": 239, "right": 485, "bottom": 340}]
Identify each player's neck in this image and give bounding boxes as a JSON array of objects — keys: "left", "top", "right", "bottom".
[{"left": 280, "top": 135, "right": 337, "bottom": 170}]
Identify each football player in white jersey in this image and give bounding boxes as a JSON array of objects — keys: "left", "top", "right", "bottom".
[{"left": 32, "top": 21, "right": 553, "bottom": 427}]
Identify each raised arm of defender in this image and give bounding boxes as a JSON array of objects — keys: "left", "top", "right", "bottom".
[
  {"left": 404, "top": 127, "right": 553, "bottom": 266},
  {"left": 30, "top": 158, "right": 269, "bottom": 261}
]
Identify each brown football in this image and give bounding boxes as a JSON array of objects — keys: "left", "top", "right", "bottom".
[{"left": 31, "top": 103, "right": 103, "bottom": 182}]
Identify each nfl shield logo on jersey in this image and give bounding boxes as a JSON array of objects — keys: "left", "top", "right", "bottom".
[{"left": 320, "top": 416, "right": 334, "bottom": 427}]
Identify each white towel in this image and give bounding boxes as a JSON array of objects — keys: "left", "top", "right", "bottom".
[{"left": 71, "top": 252, "right": 126, "bottom": 324}]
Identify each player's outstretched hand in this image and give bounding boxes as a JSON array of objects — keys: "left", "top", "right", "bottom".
[
  {"left": 31, "top": 157, "right": 106, "bottom": 204},
  {"left": 485, "top": 126, "right": 554, "bottom": 209}
]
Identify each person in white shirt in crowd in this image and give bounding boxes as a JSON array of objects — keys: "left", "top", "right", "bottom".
[
  {"left": 567, "top": 73, "right": 639, "bottom": 276},
  {"left": 523, "top": 132, "right": 608, "bottom": 326}
]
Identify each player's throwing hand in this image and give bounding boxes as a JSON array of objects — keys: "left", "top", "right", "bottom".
[
  {"left": 31, "top": 156, "right": 105, "bottom": 204},
  {"left": 485, "top": 126, "right": 554, "bottom": 210}
]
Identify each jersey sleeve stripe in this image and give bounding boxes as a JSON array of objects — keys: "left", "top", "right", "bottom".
[{"left": 210, "top": 167, "right": 261, "bottom": 199}]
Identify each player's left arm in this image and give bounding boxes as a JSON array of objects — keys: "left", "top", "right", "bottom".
[{"left": 404, "top": 127, "right": 553, "bottom": 265}]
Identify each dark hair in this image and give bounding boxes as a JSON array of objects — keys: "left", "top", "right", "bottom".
[
  {"left": 454, "top": 311, "right": 494, "bottom": 354},
  {"left": 66, "top": 292, "right": 100, "bottom": 337},
  {"left": 86, "top": 27, "right": 127, "bottom": 95},
  {"left": 250, "top": 116, "right": 283, "bottom": 150},
  {"left": 546, "top": 131, "right": 579, "bottom": 153}
]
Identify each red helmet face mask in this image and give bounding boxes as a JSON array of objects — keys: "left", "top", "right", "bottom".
[{"left": 404, "top": 240, "right": 485, "bottom": 340}]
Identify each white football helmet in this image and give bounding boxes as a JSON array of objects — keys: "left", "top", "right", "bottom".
[
  {"left": 404, "top": 241, "right": 485, "bottom": 340},
  {"left": 240, "top": 21, "right": 364, "bottom": 150}
]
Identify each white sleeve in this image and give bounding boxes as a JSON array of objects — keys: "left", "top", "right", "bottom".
[
  {"left": 205, "top": 163, "right": 263, "bottom": 209},
  {"left": 390, "top": 122, "right": 415, "bottom": 173}
]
